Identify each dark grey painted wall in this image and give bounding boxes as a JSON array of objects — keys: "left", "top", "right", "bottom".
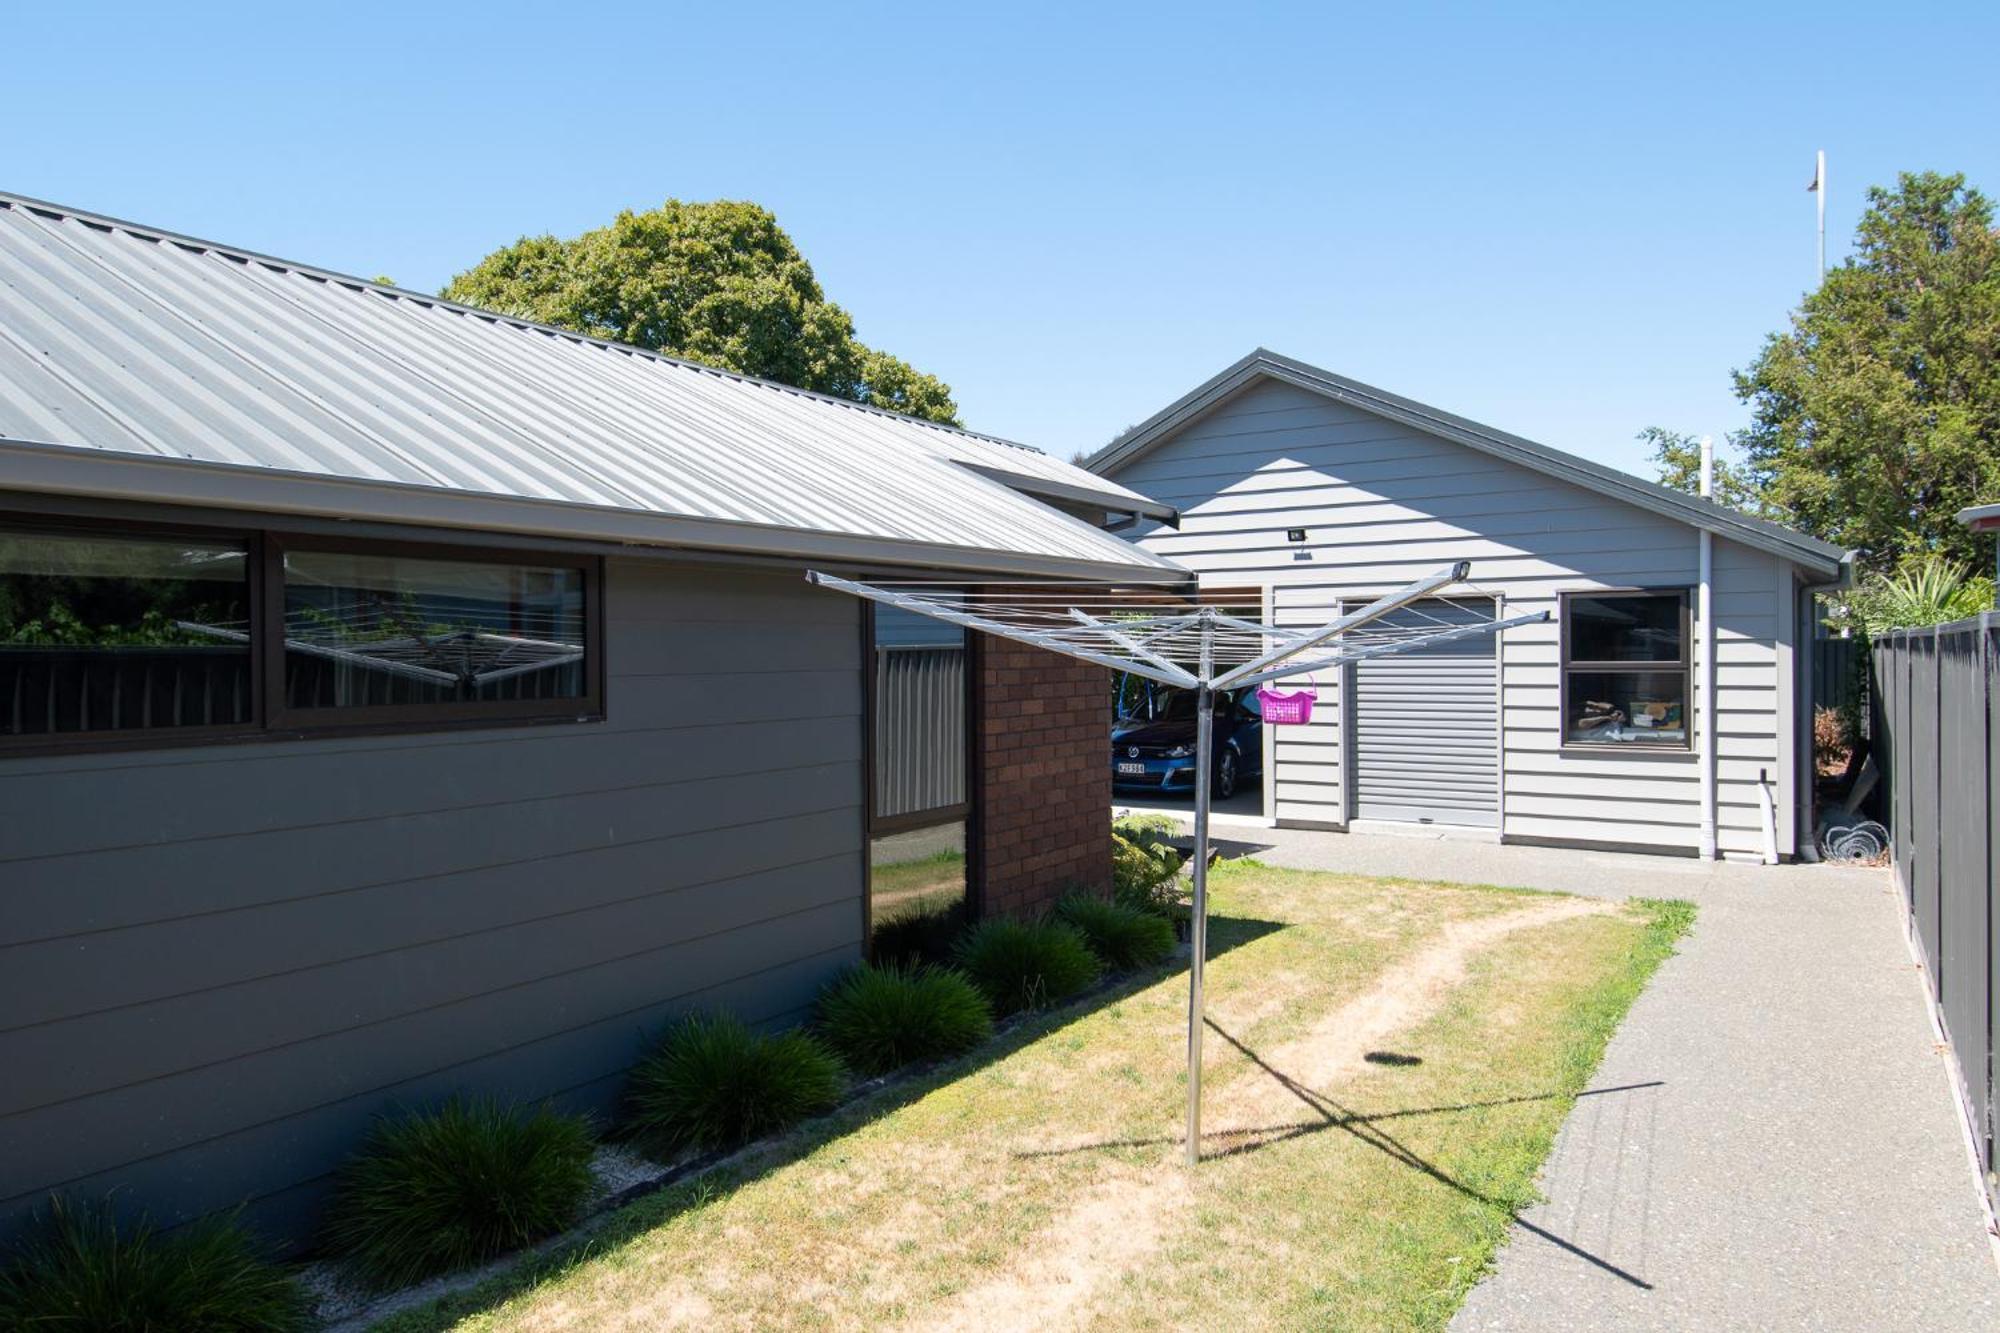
[{"left": 0, "top": 556, "right": 865, "bottom": 1248}]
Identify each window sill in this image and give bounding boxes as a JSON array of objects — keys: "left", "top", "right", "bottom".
[{"left": 1557, "top": 743, "right": 1695, "bottom": 758}]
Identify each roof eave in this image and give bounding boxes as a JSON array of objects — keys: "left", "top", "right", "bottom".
[
  {"left": 1956, "top": 503, "right": 2000, "bottom": 531},
  {"left": 0, "top": 439, "right": 1191, "bottom": 586}
]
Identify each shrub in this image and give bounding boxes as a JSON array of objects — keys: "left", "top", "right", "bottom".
[
  {"left": 1111, "top": 835, "right": 1181, "bottom": 915},
  {"left": 951, "top": 917, "right": 1102, "bottom": 1016},
  {"left": 623, "top": 1013, "right": 845, "bottom": 1156},
  {"left": 1111, "top": 818, "right": 1189, "bottom": 920},
  {"left": 0, "top": 1195, "right": 306, "bottom": 1332},
  {"left": 871, "top": 894, "right": 972, "bottom": 968},
  {"left": 1112, "top": 812, "right": 1181, "bottom": 857},
  {"left": 1055, "top": 893, "right": 1178, "bottom": 970},
  {"left": 322, "top": 1097, "right": 596, "bottom": 1289},
  {"left": 1813, "top": 704, "right": 1853, "bottom": 777},
  {"left": 816, "top": 963, "right": 994, "bottom": 1074}
]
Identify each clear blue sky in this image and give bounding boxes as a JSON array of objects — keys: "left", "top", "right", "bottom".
[{"left": 9, "top": 2, "right": 1997, "bottom": 476}]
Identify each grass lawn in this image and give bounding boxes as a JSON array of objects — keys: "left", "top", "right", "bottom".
[{"left": 380, "top": 862, "right": 1690, "bottom": 1332}]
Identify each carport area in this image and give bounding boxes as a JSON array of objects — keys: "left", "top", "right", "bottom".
[
  {"left": 1162, "top": 824, "right": 2000, "bottom": 1329},
  {"left": 1113, "top": 788, "right": 1265, "bottom": 823}
]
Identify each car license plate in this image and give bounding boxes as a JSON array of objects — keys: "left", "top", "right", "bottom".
[{"left": 1116, "top": 761, "right": 1147, "bottom": 776}]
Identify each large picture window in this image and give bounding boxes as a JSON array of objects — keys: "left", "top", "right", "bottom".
[
  {"left": 0, "top": 520, "right": 599, "bottom": 751},
  {"left": 1560, "top": 590, "right": 1690, "bottom": 750}
]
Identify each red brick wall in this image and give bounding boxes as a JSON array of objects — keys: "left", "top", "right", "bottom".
[{"left": 968, "top": 633, "right": 1111, "bottom": 919}]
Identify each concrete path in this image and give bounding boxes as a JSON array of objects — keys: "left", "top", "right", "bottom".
[{"left": 1213, "top": 826, "right": 2000, "bottom": 1330}]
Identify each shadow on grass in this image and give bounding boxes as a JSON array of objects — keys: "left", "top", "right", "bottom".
[
  {"left": 1015, "top": 1017, "right": 1659, "bottom": 1291},
  {"left": 366, "top": 913, "right": 1285, "bottom": 1332},
  {"left": 1363, "top": 1050, "right": 1423, "bottom": 1066}
]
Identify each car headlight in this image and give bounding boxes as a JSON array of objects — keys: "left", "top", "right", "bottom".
[{"left": 1166, "top": 744, "right": 1192, "bottom": 758}]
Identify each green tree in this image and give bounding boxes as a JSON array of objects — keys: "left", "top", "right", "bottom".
[
  {"left": 1733, "top": 171, "right": 2000, "bottom": 568},
  {"left": 1639, "top": 426, "right": 1769, "bottom": 515},
  {"left": 442, "top": 200, "right": 959, "bottom": 424}
]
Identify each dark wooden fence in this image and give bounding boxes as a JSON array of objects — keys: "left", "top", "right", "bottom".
[
  {"left": 1874, "top": 614, "right": 1999, "bottom": 1201},
  {"left": 1813, "top": 634, "right": 1865, "bottom": 718}
]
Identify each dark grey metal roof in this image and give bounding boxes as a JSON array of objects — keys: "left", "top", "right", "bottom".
[
  {"left": 0, "top": 192, "right": 1183, "bottom": 583},
  {"left": 1087, "top": 348, "right": 1849, "bottom": 578}
]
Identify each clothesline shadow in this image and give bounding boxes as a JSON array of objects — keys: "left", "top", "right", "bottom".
[{"left": 1016, "top": 1017, "right": 1659, "bottom": 1291}]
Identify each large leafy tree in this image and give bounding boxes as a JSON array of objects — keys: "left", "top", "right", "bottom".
[
  {"left": 1732, "top": 171, "right": 2000, "bottom": 567},
  {"left": 443, "top": 200, "right": 960, "bottom": 425}
]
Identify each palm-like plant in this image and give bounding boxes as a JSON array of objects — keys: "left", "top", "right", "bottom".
[{"left": 1849, "top": 554, "right": 1994, "bottom": 634}]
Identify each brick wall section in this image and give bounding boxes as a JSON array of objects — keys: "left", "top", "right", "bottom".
[{"left": 970, "top": 633, "right": 1111, "bottom": 919}]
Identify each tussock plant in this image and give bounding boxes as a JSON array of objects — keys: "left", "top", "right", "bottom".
[
  {"left": 1055, "top": 893, "right": 1178, "bottom": 970},
  {"left": 322, "top": 1097, "right": 596, "bottom": 1289},
  {"left": 816, "top": 963, "right": 994, "bottom": 1075},
  {"left": 951, "top": 917, "right": 1102, "bottom": 1016},
  {"left": 623, "top": 1013, "right": 845, "bottom": 1155},
  {"left": 0, "top": 1195, "right": 306, "bottom": 1332}
]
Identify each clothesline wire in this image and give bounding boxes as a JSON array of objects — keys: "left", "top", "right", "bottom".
[{"left": 812, "top": 567, "right": 1540, "bottom": 684}]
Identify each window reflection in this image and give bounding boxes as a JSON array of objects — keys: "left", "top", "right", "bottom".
[
  {"left": 282, "top": 549, "right": 586, "bottom": 709},
  {"left": 0, "top": 531, "right": 251, "bottom": 736}
]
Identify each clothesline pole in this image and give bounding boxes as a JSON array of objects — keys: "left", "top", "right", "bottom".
[{"left": 1185, "top": 674, "right": 1214, "bottom": 1166}]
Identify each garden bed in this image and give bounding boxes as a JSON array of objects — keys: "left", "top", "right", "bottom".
[{"left": 366, "top": 863, "right": 1690, "bottom": 1332}]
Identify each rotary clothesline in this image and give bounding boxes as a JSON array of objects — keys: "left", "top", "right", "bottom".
[
  {"left": 807, "top": 561, "right": 1544, "bottom": 1165},
  {"left": 808, "top": 563, "right": 1543, "bottom": 689}
]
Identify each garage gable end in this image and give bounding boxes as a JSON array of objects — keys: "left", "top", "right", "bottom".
[{"left": 1087, "top": 350, "right": 1846, "bottom": 579}]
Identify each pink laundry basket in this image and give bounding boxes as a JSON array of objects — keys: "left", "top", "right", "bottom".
[{"left": 1255, "top": 681, "right": 1317, "bottom": 725}]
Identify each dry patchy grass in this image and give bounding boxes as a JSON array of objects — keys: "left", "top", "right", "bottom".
[{"left": 377, "top": 864, "right": 1689, "bottom": 1333}]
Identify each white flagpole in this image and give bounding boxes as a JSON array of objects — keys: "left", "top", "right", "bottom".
[{"left": 1815, "top": 149, "right": 1827, "bottom": 282}]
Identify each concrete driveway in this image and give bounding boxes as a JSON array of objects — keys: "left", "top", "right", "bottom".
[{"left": 1219, "top": 826, "right": 2000, "bottom": 1330}]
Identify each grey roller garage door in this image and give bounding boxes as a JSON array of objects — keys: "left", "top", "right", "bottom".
[{"left": 1352, "top": 599, "right": 1498, "bottom": 827}]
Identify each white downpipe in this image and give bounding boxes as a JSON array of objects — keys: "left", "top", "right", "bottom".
[
  {"left": 1698, "top": 437, "right": 1718, "bottom": 860},
  {"left": 1756, "top": 769, "right": 1781, "bottom": 864}
]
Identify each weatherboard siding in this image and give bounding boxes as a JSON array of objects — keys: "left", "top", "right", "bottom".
[
  {"left": 0, "top": 558, "right": 864, "bottom": 1248},
  {"left": 1113, "top": 378, "right": 1795, "bottom": 858}
]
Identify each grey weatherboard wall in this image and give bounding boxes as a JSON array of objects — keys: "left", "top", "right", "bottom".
[
  {"left": 1106, "top": 375, "right": 1804, "bottom": 858},
  {"left": 0, "top": 554, "right": 864, "bottom": 1248}
]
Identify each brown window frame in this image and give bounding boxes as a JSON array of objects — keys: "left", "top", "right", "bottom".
[
  {"left": 0, "top": 514, "right": 604, "bottom": 757},
  {"left": 1558, "top": 587, "right": 1692, "bottom": 754}
]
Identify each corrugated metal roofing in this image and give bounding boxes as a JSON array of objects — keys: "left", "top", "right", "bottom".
[{"left": 0, "top": 193, "right": 1183, "bottom": 582}]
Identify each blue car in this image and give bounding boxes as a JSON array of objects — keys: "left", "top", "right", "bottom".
[{"left": 1112, "top": 687, "right": 1263, "bottom": 800}]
